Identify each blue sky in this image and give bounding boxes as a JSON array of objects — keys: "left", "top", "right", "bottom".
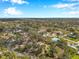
[{"left": 0, "top": 0, "right": 79, "bottom": 18}]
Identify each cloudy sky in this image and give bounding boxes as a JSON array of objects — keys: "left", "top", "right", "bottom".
[{"left": 0, "top": 0, "right": 79, "bottom": 18}]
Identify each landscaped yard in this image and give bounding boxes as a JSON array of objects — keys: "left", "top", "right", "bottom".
[{"left": 72, "top": 55, "right": 79, "bottom": 59}]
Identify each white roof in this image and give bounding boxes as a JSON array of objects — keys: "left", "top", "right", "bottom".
[
  {"left": 77, "top": 51, "right": 79, "bottom": 54},
  {"left": 52, "top": 37, "right": 60, "bottom": 42}
]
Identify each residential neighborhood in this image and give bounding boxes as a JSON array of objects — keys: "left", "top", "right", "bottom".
[{"left": 0, "top": 18, "right": 79, "bottom": 59}]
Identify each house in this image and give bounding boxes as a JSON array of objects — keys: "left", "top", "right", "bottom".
[
  {"left": 51, "top": 37, "right": 60, "bottom": 42},
  {"left": 77, "top": 50, "right": 79, "bottom": 54},
  {"left": 67, "top": 32, "right": 78, "bottom": 39},
  {"left": 67, "top": 42, "right": 77, "bottom": 49},
  {"left": 43, "top": 32, "right": 52, "bottom": 37},
  {"left": 51, "top": 31, "right": 63, "bottom": 37}
]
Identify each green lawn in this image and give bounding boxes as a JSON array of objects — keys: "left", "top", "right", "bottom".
[{"left": 72, "top": 55, "right": 79, "bottom": 59}]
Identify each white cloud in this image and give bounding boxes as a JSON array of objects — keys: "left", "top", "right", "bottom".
[
  {"left": 63, "top": 11, "right": 79, "bottom": 15},
  {"left": 2, "top": 0, "right": 29, "bottom": 4},
  {"left": 4, "top": 7, "right": 23, "bottom": 15},
  {"left": 50, "top": 3, "right": 76, "bottom": 9},
  {"left": 11, "top": 0, "right": 29, "bottom": 4}
]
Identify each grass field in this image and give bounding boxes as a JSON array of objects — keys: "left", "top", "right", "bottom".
[{"left": 72, "top": 55, "right": 79, "bottom": 59}]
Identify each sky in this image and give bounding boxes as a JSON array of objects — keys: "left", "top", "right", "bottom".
[{"left": 0, "top": 0, "right": 79, "bottom": 18}]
